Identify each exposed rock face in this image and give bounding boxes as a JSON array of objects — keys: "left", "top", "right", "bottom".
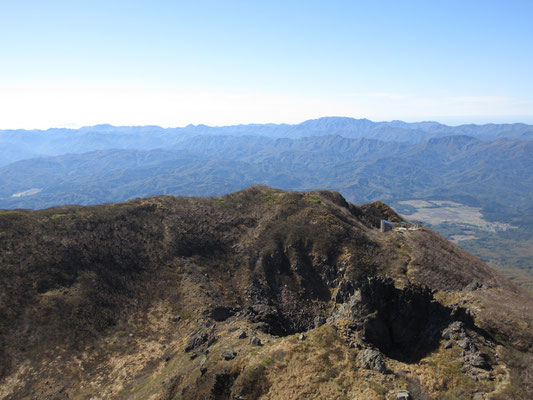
[
  {"left": 335, "top": 280, "right": 355, "bottom": 303},
  {"left": 331, "top": 277, "right": 473, "bottom": 362},
  {"left": 0, "top": 186, "right": 531, "bottom": 399}
]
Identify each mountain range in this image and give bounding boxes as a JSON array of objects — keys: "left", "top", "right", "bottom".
[
  {"left": 1, "top": 134, "right": 531, "bottom": 224},
  {"left": 0, "top": 117, "right": 532, "bottom": 286},
  {"left": 1, "top": 117, "right": 532, "bottom": 167}
]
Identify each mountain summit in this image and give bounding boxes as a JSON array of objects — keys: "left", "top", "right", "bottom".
[{"left": 0, "top": 186, "right": 532, "bottom": 399}]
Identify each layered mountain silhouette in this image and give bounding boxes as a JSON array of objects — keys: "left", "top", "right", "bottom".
[{"left": 1, "top": 117, "right": 532, "bottom": 167}]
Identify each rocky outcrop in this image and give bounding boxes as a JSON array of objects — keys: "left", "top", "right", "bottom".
[
  {"left": 358, "top": 349, "right": 387, "bottom": 373},
  {"left": 442, "top": 321, "right": 494, "bottom": 375},
  {"left": 209, "top": 306, "right": 239, "bottom": 322},
  {"left": 185, "top": 328, "right": 217, "bottom": 353}
]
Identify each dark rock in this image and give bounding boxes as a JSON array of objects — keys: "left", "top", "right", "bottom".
[
  {"left": 210, "top": 306, "right": 239, "bottom": 322},
  {"left": 172, "top": 315, "right": 181, "bottom": 323},
  {"left": 221, "top": 349, "right": 237, "bottom": 360},
  {"left": 237, "top": 330, "right": 247, "bottom": 339},
  {"left": 185, "top": 332, "right": 208, "bottom": 352},
  {"left": 189, "top": 352, "right": 198, "bottom": 360},
  {"left": 185, "top": 329, "right": 217, "bottom": 352},
  {"left": 335, "top": 280, "right": 354, "bottom": 303},
  {"left": 363, "top": 315, "right": 391, "bottom": 353},
  {"left": 207, "top": 335, "right": 218, "bottom": 347},
  {"left": 251, "top": 304, "right": 276, "bottom": 318},
  {"left": 357, "top": 276, "right": 464, "bottom": 362},
  {"left": 249, "top": 336, "right": 262, "bottom": 346},
  {"left": 357, "top": 349, "right": 387, "bottom": 373},
  {"left": 200, "top": 367, "right": 207, "bottom": 376},
  {"left": 469, "top": 352, "right": 490, "bottom": 370},
  {"left": 247, "top": 303, "right": 286, "bottom": 334},
  {"left": 211, "top": 373, "right": 238, "bottom": 398}
]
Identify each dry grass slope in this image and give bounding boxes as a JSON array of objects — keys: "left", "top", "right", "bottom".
[{"left": 0, "top": 186, "right": 532, "bottom": 399}]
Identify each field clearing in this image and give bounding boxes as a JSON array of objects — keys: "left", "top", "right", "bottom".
[
  {"left": 398, "top": 199, "right": 533, "bottom": 291},
  {"left": 398, "top": 200, "right": 515, "bottom": 232},
  {"left": 449, "top": 234, "right": 479, "bottom": 243}
]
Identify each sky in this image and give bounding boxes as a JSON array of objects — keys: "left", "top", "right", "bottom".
[{"left": 1, "top": 0, "right": 532, "bottom": 129}]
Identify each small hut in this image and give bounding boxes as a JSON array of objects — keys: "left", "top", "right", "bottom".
[
  {"left": 396, "top": 390, "right": 410, "bottom": 400},
  {"left": 380, "top": 219, "right": 395, "bottom": 232}
]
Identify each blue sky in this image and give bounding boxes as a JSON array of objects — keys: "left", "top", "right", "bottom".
[{"left": 1, "top": 0, "right": 532, "bottom": 128}]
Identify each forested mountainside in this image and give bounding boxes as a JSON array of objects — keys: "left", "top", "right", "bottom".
[
  {"left": 1, "top": 135, "right": 531, "bottom": 222},
  {"left": 1, "top": 117, "right": 532, "bottom": 287},
  {"left": 1, "top": 187, "right": 532, "bottom": 399}
]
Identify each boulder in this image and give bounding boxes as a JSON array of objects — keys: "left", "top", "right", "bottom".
[
  {"left": 249, "top": 336, "right": 262, "bottom": 346},
  {"left": 357, "top": 349, "right": 386, "bottom": 373},
  {"left": 469, "top": 352, "right": 490, "bottom": 370},
  {"left": 185, "top": 329, "right": 217, "bottom": 352},
  {"left": 221, "top": 349, "right": 237, "bottom": 360}
]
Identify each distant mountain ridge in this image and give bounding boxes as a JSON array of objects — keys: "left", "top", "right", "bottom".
[
  {"left": 1, "top": 116, "right": 532, "bottom": 167},
  {"left": 1, "top": 135, "right": 531, "bottom": 227},
  {"left": 1, "top": 117, "right": 532, "bottom": 288}
]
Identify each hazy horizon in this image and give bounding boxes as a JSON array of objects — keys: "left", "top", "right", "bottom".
[
  {"left": 1, "top": 1, "right": 532, "bottom": 129},
  {"left": 3, "top": 115, "right": 533, "bottom": 132}
]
